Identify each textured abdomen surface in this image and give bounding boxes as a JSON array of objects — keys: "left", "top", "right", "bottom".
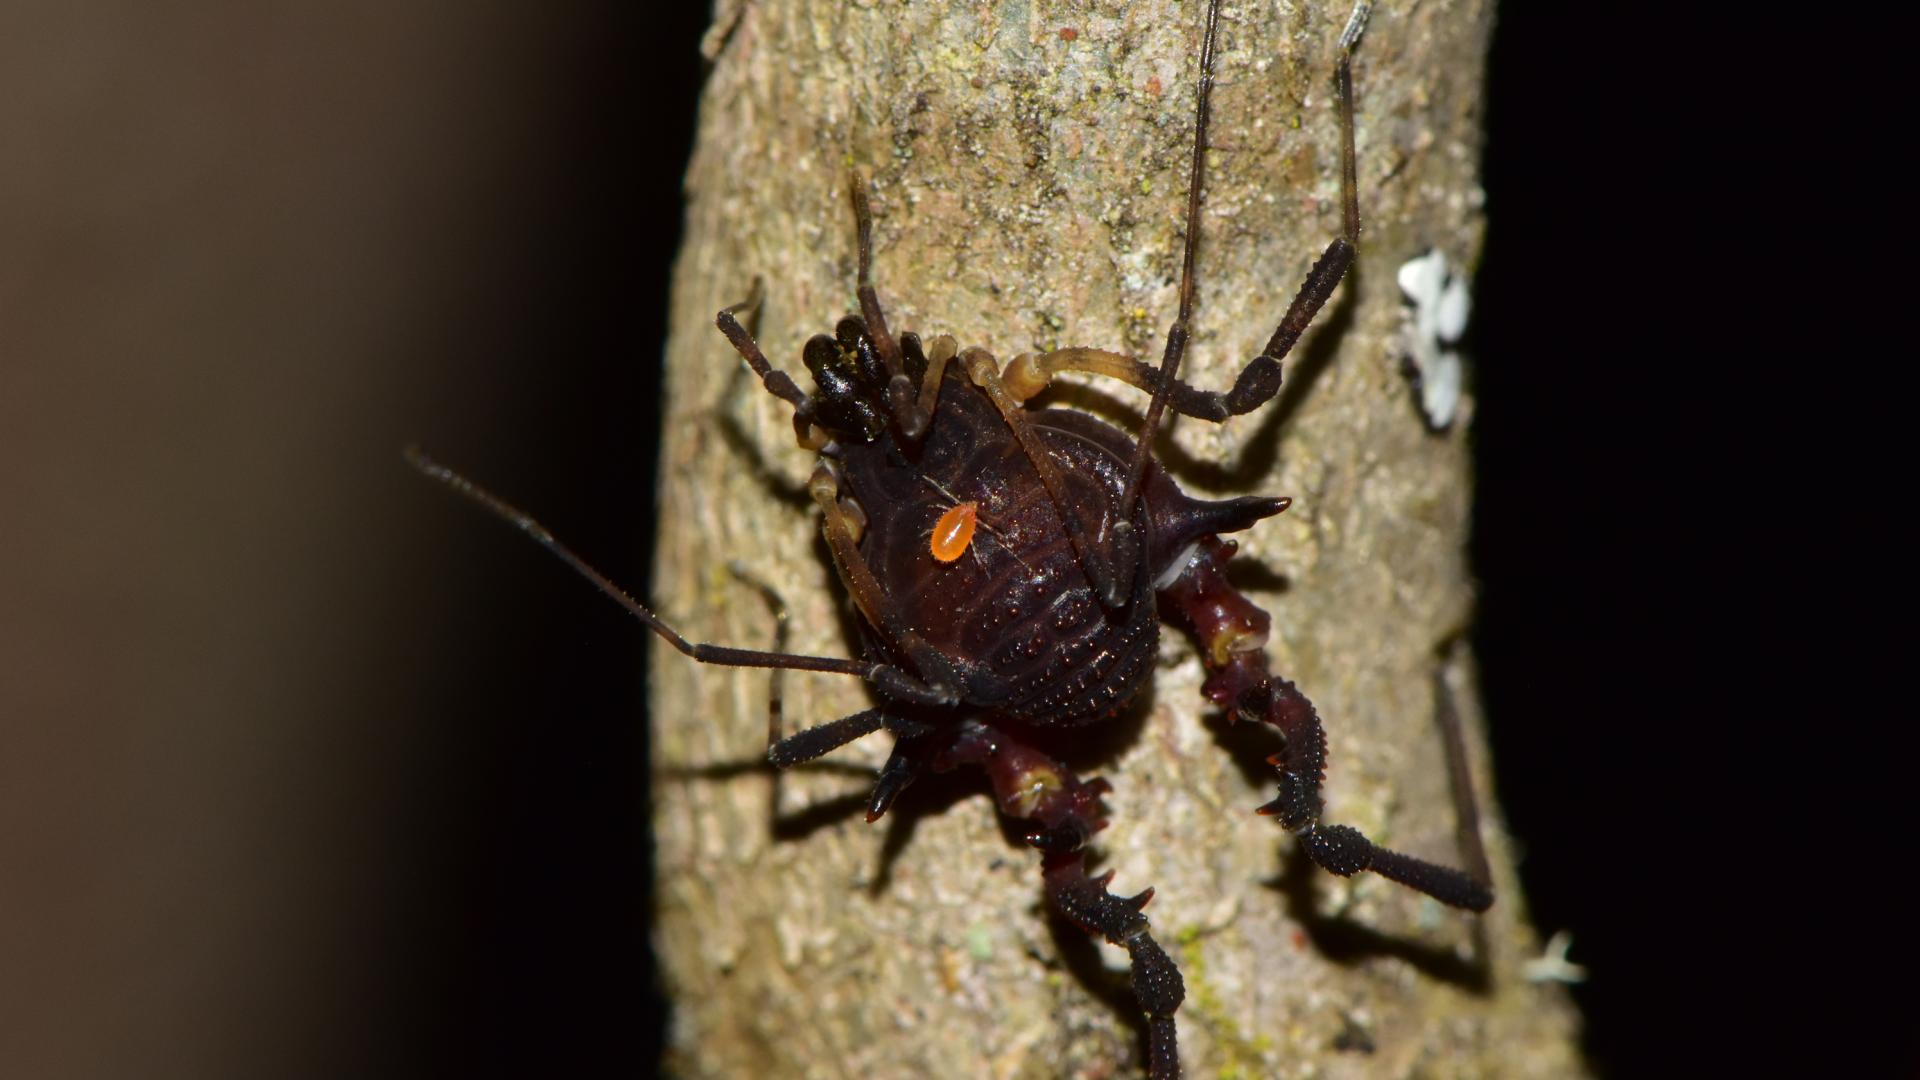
[{"left": 842, "top": 373, "right": 1157, "bottom": 725}]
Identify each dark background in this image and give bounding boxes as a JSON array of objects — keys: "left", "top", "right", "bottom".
[{"left": 1, "top": 3, "right": 1860, "bottom": 1078}]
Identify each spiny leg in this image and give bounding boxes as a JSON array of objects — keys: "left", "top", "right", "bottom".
[
  {"left": 1251, "top": 681, "right": 1491, "bottom": 910},
  {"left": 1129, "top": 0, "right": 1477, "bottom": 911},
  {"left": 931, "top": 719, "right": 1185, "bottom": 1080},
  {"left": 1161, "top": 536, "right": 1492, "bottom": 912}
]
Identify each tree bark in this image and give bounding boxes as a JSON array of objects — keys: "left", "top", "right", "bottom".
[{"left": 653, "top": 1, "right": 1582, "bottom": 1076}]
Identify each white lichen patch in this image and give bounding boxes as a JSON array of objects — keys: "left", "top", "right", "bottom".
[
  {"left": 1395, "top": 247, "right": 1471, "bottom": 430},
  {"left": 1522, "top": 929, "right": 1588, "bottom": 985}
]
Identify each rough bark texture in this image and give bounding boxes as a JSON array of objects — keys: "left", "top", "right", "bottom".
[{"left": 653, "top": 2, "right": 1582, "bottom": 1077}]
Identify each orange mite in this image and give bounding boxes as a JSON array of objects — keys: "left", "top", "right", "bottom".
[{"left": 929, "top": 501, "right": 980, "bottom": 563}]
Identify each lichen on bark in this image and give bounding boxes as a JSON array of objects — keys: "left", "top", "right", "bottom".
[{"left": 653, "top": 2, "right": 1583, "bottom": 1076}]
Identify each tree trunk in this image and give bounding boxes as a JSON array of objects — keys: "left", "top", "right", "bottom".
[{"left": 652, "top": 1, "right": 1582, "bottom": 1076}]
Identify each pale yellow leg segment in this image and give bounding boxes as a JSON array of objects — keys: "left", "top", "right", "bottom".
[
  {"left": 962, "top": 348, "right": 1130, "bottom": 607},
  {"left": 1003, "top": 347, "right": 1162, "bottom": 403},
  {"left": 808, "top": 464, "right": 958, "bottom": 692},
  {"left": 917, "top": 334, "right": 959, "bottom": 420}
]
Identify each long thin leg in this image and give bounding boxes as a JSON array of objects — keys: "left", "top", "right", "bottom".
[
  {"left": 714, "top": 282, "right": 830, "bottom": 450},
  {"left": 728, "top": 563, "right": 899, "bottom": 770},
  {"left": 407, "top": 446, "right": 954, "bottom": 706},
  {"left": 727, "top": 564, "right": 795, "bottom": 753},
  {"left": 1202, "top": 1, "right": 1374, "bottom": 419},
  {"left": 1432, "top": 647, "right": 1493, "bottom": 890},
  {"left": 848, "top": 177, "right": 906, "bottom": 381},
  {"left": 1116, "top": 0, "right": 1224, "bottom": 506},
  {"left": 1000, "top": 346, "right": 1259, "bottom": 423},
  {"left": 847, "top": 179, "right": 938, "bottom": 440},
  {"left": 845, "top": 12, "right": 1211, "bottom": 610},
  {"left": 1010, "top": 1, "right": 1370, "bottom": 442},
  {"left": 1161, "top": 536, "right": 1492, "bottom": 912},
  {"left": 932, "top": 719, "right": 1185, "bottom": 1080}
]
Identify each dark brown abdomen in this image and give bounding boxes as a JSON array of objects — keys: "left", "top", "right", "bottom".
[{"left": 841, "top": 375, "right": 1158, "bottom": 726}]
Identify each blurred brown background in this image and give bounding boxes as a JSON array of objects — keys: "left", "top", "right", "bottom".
[{"left": 1, "top": 3, "right": 704, "bottom": 1075}]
